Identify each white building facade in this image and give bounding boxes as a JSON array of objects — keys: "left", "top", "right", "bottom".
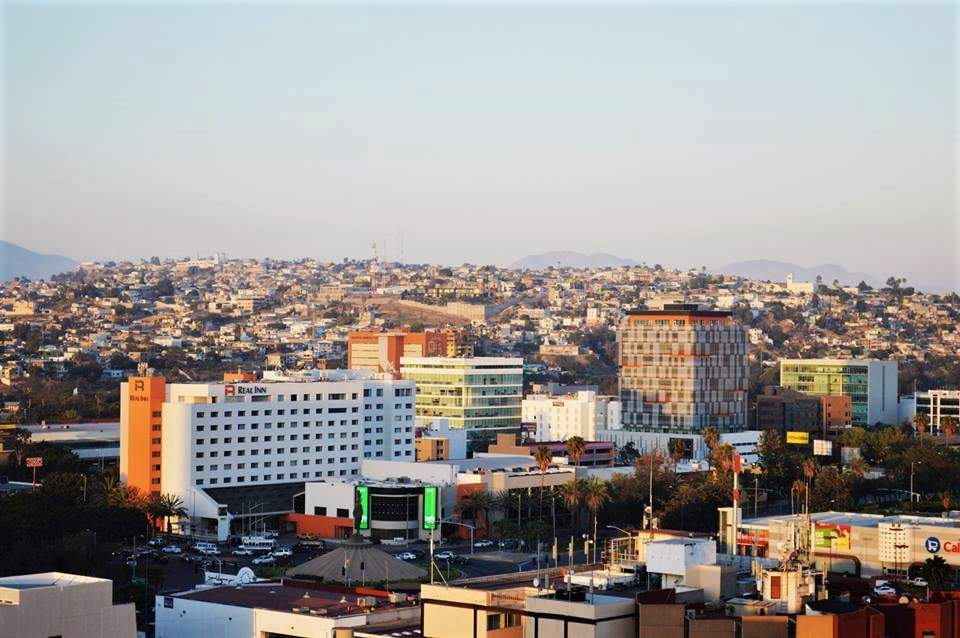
[
  {"left": 121, "top": 370, "right": 416, "bottom": 541},
  {"left": 522, "top": 391, "right": 621, "bottom": 442}
]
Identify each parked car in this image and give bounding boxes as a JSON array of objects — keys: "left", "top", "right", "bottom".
[
  {"left": 909, "top": 577, "right": 928, "bottom": 588},
  {"left": 232, "top": 548, "right": 254, "bottom": 556},
  {"left": 125, "top": 557, "right": 138, "bottom": 567},
  {"left": 162, "top": 545, "right": 183, "bottom": 554},
  {"left": 452, "top": 555, "right": 470, "bottom": 565},
  {"left": 435, "top": 551, "right": 455, "bottom": 561},
  {"left": 498, "top": 539, "right": 516, "bottom": 549},
  {"left": 252, "top": 555, "right": 276, "bottom": 566},
  {"left": 474, "top": 540, "right": 494, "bottom": 549},
  {"left": 398, "top": 552, "right": 417, "bottom": 561},
  {"left": 874, "top": 585, "right": 897, "bottom": 596},
  {"left": 198, "top": 547, "right": 221, "bottom": 556},
  {"left": 147, "top": 538, "right": 164, "bottom": 547},
  {"left": 271, "top": 548, "right": 293, "bottom": 558}
]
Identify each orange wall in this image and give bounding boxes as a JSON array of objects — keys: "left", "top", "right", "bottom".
[
  {"left": 821, "top": 395, "right": 853, "bottom": 427},
  {"left": 349, "top": 330, "right": 448, "bottom": 376},
  {"left": 284, "top": 513, "right": 356, "bottom": 539},
  {"left": 125, "top": 376, "right": 166, "bottom": 496},
  {"left": 224, "top": 372, "right": 257, "bottom": 382}
]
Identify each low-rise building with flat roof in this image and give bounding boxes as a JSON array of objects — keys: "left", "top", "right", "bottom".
[
  {"left": 155, "top": 580, "right": 421, "bottom": 638},
  {"left": 0, "top": 572, "right": 136, "bottom": 638}
]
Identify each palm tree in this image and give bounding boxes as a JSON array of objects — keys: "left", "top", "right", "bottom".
[
  {"left": 791, "top": 479, "right": 806, "bottom": 515},
  {"left": 159, "top": 493, "right": 188, "bottom": 535},
  {"left": 101, "top": 474, "right": 144, "bottom": 508},
  {"left": 560, "top": 477, "right": 586, "bottom": 532},
  {"left": 566, "top": 436, "right": 586, "bottom": 468},
  {"left": 914, "top": 412, "right": 929, "bottom": 440},
  {"left": 455, "top": 493, "right": 479, "bottom": 527},
  {"left": 942, "top": 416, "right": 958, "bottom": 447},
  {"left": 470, "top": 490, "right": 494, "bottom": 538},
  {"left": 535, "top": 445, "right": 553, "bottom": 519},
  {"left": 583, "top": 479, "right": 610, "bottom": 559},
  {"left": 144, "top": 493, "right": 167, "bottom": 535},
  {"left": 668, "top": 438, "right": 686, "bottom": 467},
  {"left": 802, "top": 458, "right": 817, "bottom": 515},
  {"left": 921, "top": 555, "right": 951, "bottom": 592},
  {"left": 703, "top": 427, "right": 720, "bottom": 454},
  {"left": 848, "top": 457, "right": 869, "bottom": 479}
]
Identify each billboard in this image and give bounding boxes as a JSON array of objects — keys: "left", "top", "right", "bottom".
[
  {"left": 356, "top": 486, "right": 370, "bottom": 529},
  {"left": 423, "top": 486, "right": 439, "bottom": 530},
  {"left": 814, "top": 523, "right": 852, "bottom": 550},
  {"left": 786, "top": 431, "right": 810, "bottom": 445},
  {"left": 813, "top": 439, "right": 833, "bottom": 456}
]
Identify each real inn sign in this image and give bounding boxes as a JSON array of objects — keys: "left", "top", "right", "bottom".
[{"left": 224, "top": 384, "right": 267, "bottom": 396}]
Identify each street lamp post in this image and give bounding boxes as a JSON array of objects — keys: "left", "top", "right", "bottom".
[{"left": 911, "top": 461, "right": 922, "bottom": 508}]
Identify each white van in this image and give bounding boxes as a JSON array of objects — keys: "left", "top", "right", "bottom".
[{"left": 192, "top": 542, "right": 220, "bottom": 555}]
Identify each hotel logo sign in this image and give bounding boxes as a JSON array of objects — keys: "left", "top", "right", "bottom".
[
  {"left": 926, "top": 537, "right": 942, "bottom": 553},
  {"left": 224, "top": 384, "right": 267, "bottom": 396}
]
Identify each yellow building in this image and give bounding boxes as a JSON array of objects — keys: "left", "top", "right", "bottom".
[{"left": 416, "top": 436, "right": 450, "bottom": 461}]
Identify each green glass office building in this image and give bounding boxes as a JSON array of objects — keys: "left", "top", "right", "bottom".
[
  {"left": 400, "top": 356, "right": 523, "bottom": 439},
  {"left": 780, "top": 358, "right": 899, "bottom": 426}
]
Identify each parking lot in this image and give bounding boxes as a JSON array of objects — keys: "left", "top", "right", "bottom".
[{"left": 110, "top": 533, "right": 568, "bottom": 593}]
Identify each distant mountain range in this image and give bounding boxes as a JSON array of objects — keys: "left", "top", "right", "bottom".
[
  {"left": 510, "top": 251, "right": 639, "bottom": 270},
  {"left": 717, "top": 260, "right": 882, "bottom": 288},
  {"left": 0, "top": 241, "right": 77, "bottom": 281}
]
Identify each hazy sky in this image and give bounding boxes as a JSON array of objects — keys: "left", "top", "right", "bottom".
[{"left": 3, "top": 2, "right": 957, "bottom": 291}]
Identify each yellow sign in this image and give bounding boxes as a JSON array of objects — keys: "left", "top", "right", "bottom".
[{"left": 786, "top": 431, "right": 810, "bottom": 445}]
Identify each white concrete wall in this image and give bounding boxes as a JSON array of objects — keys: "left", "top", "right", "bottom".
[
  {"left": 362, "top": 459, "right": 458, "bottom": 486},
  {"left": 155, "top": 597, "right": 254, "bottom": 638},
  {"left": 305, "top": 481, "right": 356, "bottom": 518}
]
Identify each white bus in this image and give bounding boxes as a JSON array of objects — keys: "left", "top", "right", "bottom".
[{"left": 240, "top": 536, "right": 275, "bottom": 553}]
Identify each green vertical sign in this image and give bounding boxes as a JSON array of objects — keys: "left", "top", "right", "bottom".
[
  {"left": 423, "top": 486, "right": 438, "bottom": 530},
  {"left": 357, "top": 486, "right": 370, "bottom": 529}
]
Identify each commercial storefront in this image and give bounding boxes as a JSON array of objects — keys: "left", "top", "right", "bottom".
[
  {"left": 290, "top": 478, "right": 441, "bottom": 541},
  {"left": 741, "top": 511, "right": 960, "bottom": 582}
]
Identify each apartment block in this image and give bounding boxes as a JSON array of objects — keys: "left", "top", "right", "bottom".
[{"left": 618, "top": 304, "right": 749, "bottom": 434}]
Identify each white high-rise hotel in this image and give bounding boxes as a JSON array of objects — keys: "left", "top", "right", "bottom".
[{"left": 120, "top": 369, "right": 415, "bottom": 540}]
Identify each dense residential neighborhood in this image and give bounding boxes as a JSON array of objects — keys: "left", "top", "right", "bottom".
[{"left": 1, "top": 257, "right": 956, "bottom": 425}]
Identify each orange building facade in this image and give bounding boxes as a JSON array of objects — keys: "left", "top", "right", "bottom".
[
  {"left": 119, "top": 375, "right": 166, "bottom": 497},
  {"left": 348, "top": 330, "right": 450, "bottom": 377},
  {"left": 821, "top": 395, "right": 853, "bottom": 430}
]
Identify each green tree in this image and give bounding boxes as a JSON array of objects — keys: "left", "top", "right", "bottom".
[
  {"left": 566, "top": 436, "right": 586, "bottom": 468},
  {"left": 583, "top": 479, "right": 609, "bottom": 548},
  {"left": 535, "top": 445, "right": 553, "bottom": 521},
  {"left": 914, "top": 412, "right": 929, "bottom": 440},
  {"left": 560, "top": 478, "right": 586, "bottom": 532},
  {"left": 942, "top": 416, "right": 958, "bottom": 447},
  {"left": 921, "top": 555, "right": 951, "bottom": 592},
  {"left": 809, "top": 466, "right": 852, "bottom": 511},
  {"left": 702, "top": 427, "right": 720, "bottom": 453}
]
